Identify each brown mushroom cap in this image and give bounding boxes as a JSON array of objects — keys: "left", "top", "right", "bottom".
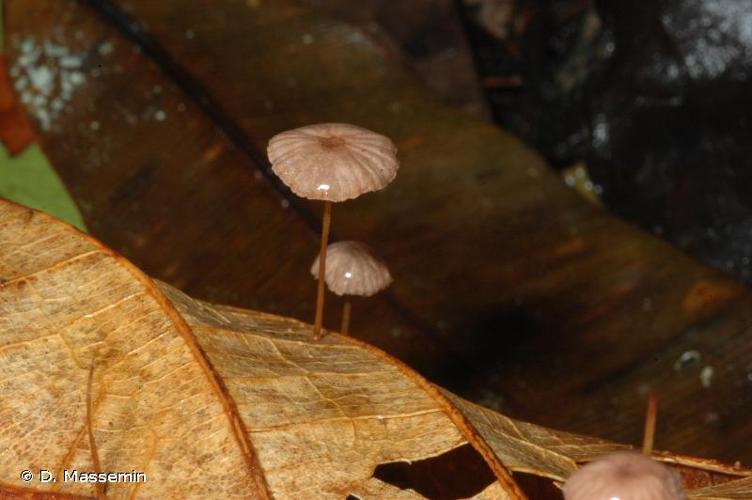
[
  {"left": 563, "top": 452, "right": 686, "bottom": 500},
  {"left": 267, "top": 123, "right": 399, "bottom": 202},
  {"left": 310, "top": 241, "right": 393, "bottom": 296}
]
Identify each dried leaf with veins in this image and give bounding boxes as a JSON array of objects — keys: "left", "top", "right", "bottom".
[{"left": 0, "top": 200, "right": 750, "bottom": 499}]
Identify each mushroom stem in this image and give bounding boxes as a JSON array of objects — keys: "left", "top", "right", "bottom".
[
  {"left": 341, "top": 299, "right": 352, "bottom": 336},
  {"left": 313, "top": 200, "right": 332, "bottom": 339},
  {"left": 642, "top": 393, "right": 657, "bottom": 456}
]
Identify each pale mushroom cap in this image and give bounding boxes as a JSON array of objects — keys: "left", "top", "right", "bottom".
[
  {"left": 267, "top": 123, "right": 399, "bottom": 202},
  {"left": 563, "top": 452, "right": 686, "bottom": 500},
  {"left": 311, "top": 241, "right": 393, "bottom": 296}
]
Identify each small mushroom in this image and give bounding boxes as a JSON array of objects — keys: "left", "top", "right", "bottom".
[
  {"left": 268, "top": 123, "right": 398, "bottom": 338},
  {"left": 563, "top": 452, "right": 686, "bottom": 500},
  {"left": 311, "top": 241, "right": 392, "bottom": 335}
]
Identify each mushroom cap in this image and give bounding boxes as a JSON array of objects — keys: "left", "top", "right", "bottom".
[
  {"left": 267, "top": 123, "right": 399, "bottom": 202},
  {"left": 310, "top": 241, "right": 393, "bottom": 296},
  {"left": 563, "top": 452, "right": 686, "bottom": 500}
]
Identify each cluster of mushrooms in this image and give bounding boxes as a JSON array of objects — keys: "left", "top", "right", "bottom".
[
  {"left": 267, "top": 123, "right": 396, "bottom": 338},
  {"left": 267, "top": 123, "right": 685, "bottom": 499}
]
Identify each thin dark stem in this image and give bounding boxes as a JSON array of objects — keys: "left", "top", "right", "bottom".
[
  {"left": 642, "top": 393, "right": 657, "bottom": 456},
  {"left": 341, "top": 299, "right": 352, "bottom": 336},
  {"left": 314, "top": 201, "right": 332, "bottom": 339}
]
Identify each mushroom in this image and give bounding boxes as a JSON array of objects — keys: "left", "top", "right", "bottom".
[
  {"left": 563, "top": 452, "right": 686, "bottom": 500},
  {"left": 311, "top": 241, "right": 393, "bottom": 335},
  {"left": 268, "top": 123, "right": 398, "bottom": 338}
]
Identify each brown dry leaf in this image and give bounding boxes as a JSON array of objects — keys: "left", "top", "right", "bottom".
[
  {"left": 1, "top": 200, "right": 751, "bottom": 499},
  {"left": 0, "top": 197, "right": 517, "bottom": 498},
  {"left": 688, "top": 477, "right": 752, "bottom": 499}
]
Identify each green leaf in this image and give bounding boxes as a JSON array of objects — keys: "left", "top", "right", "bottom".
[{"left": 0, "top": 143, "right": 86, "bottom": 231}]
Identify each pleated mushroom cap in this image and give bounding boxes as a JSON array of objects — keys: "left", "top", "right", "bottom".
[
  {"left": 267, "top": 123, "right": 399, "bottom": 202},
  {"left": 310, "top": 241, "right": 393, "bottom": 296},
  {"left": 563, "top": 452, "right": 685, "bottom": 500}
]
